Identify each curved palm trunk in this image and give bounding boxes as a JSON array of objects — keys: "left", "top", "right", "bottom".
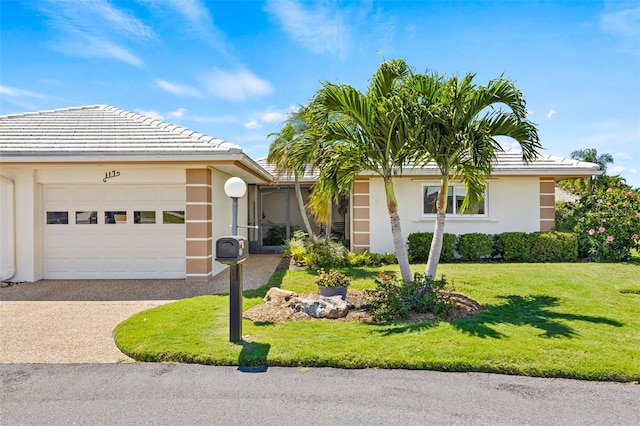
[
  {"left": 425, "top": 177, "right": 448, "bottom": 278},
  {"left": 325, "top": 202, "right": 332, "bottom": 245},
  {"left": 384, "top": 178, "right": 412, "bottom": 282},
  {"left": 293, "top": 176, "right": 313, "bottom": 236}
]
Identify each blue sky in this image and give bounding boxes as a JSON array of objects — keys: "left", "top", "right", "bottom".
[{"left": 1, "top": 0, "right": 639, "bottom": 186}]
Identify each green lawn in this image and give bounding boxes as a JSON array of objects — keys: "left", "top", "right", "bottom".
[{"left": 114, "top": 260, "right": 640, "bottom": 382}]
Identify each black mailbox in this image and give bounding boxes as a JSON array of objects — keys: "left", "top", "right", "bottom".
[{"left": 216, "top": 236, "right": 249, "bottom": 263}]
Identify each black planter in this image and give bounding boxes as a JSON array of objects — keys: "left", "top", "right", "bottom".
[{"left": 318, "top": 285, "right": 348, "bottom": 300}]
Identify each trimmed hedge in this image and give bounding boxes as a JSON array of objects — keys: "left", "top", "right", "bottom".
[
  {"left": 528, "top": 231, "right": 578, "bottom": 263},
  {"left": 408, "top": 231, "right": 578, "bottom": 263},
  {"left": 456, "top": 233, "right": 493, "bottom": 261},
  {"left": 496, "top": 232, "right": 530, "bottom": 262},
  {"left": 407, "top": 232, "right": 456, "bottom": 263}
]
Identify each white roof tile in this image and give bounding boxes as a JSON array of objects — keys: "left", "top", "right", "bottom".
[
  {"left": 0, "top": 104, "right": 241, "bottom": 157},
  {"left": 256, "top": 147, "right": 601, "bottom": 181}
]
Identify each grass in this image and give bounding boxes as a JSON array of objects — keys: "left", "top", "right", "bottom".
[{"left": 114, "top": 259, "right": 640, "bottom": 382}]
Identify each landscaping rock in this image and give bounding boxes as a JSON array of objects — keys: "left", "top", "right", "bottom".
[
  {"left": 264, "top": 287, "right": 297, "bottom": 305},
  {"left": 290, "top": 295, "right": 349, "bottom": 319}
]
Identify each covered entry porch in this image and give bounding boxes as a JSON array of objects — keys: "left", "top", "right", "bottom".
[{"left": 246, "top": 184, "right": 350, "bottom": 253}]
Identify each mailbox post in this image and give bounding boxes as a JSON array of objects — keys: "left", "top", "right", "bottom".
[
  {"left": 215, "top": 236, "right": 248, "bottom": 342},
  {"left": 217, "top": 177, "right": 248, "bottom": 343}
]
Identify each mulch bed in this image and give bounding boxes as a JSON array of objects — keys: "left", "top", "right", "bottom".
[{"left": 244, "top": 257, "right": 483, "bottom": 323}]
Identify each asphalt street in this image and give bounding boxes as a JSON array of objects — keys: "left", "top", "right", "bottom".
[{"left": 1, "top": 364, "right": 639, "bottom": 425}]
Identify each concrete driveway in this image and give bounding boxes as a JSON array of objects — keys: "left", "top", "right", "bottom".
[{"left": 0, "top": 255, "right": 283, "bottom": 363}]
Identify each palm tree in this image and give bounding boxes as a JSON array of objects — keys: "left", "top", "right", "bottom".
[
  {"left": 408, "top": 72, "right": 541, "bottom": 278},
  {"left": 570, "top": 148, "right": 613, "bottom": 193},
  {"left": 309, "top": 59, "right": 416, "bottom": 282},
  {"left": 267, "top": 107, "right": 316, "bottom": 237}
]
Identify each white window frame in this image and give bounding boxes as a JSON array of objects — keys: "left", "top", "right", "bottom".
[{"left": 422, "top": 184, "right": 488, "bottom": 218}]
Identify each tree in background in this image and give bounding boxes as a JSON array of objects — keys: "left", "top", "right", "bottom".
[
  {"left": 558, "top": 148, "right": 615, "bottom": 195},
  {"left": 267, "top": 106, "right": 317, "bottom": 237}
]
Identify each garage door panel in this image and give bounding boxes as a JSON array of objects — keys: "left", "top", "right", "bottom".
[
  {"left": 161, "top": 186, "right": 185, "bottom": 202},
  {"left": 75, "top": 258, "right": 101, "bottom": 273},
  {"left": 162, "top": 258, "right": 187, "bottom": 275},
  {"left": 44, "top": 257, "right": 71, "bottom": 274},
  {"left": 44, "top": 186, "right": 72, "bottom": 203},
  {"left": 44, "top": 184, "right": 186, "bottom": 279}
]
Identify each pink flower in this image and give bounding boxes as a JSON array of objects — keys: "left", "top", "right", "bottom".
[
  {"left": 588, "top": 229, "right": 595, "bottom": 235},
  {"left": 562, "top": 214, "right": 568, "bottom": 219},
  {"left": 628, "top": 191, "right": 634, "bottom": 196},
  {"left": 598, "top": 227, "right": 605, "bottom": 233},
  {"left": 633, "top": 234, "right": 639, "bottom": 240},
  {"left": 606, "top": 188, "right": 613, "bottom": 193},
  {"left": 637, "top": 212, "right": 640, "bottom": 218},
  {"left": 607, "top": 235, "right": 614, "bottom": 242},
  {"left": 597, "top": 199, "right": 603, "bottom": 203}
]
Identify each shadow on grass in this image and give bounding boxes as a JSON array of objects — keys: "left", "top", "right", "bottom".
[
  {"left": 237, "top": 340, "right": 271, "bottom": 372},
  {"left": 373, "top": 294, "right": 624, "bottom": 339}
]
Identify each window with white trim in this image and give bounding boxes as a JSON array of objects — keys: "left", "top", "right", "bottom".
[{"left": 423, "top": 185, "right": 486, "bottom": 216}]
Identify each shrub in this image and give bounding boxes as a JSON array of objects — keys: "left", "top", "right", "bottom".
[
  {"left": 407, "top": 232, "right": 456, "bottom": 263},
  {"left": 346, "top": 251, "right": 373, "bottom": 267},
  {"left": 496, "top": 232, "right": 530, "bottom": 262},
  {"left": 569, "top": 188, "right": 640, "bottom": 262},
  {"left": 366, "top": 269, "right": 456, "bottom": 321},
  {"left": 381, "top": 252, "right": 397, "bottom": 265},
  {"left": 456, "top": 233, "right": 494, "bottom": 261},
  {"left": 528, "top": 232, "right": 577, "bottom": 262}
]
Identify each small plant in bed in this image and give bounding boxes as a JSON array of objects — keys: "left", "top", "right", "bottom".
[
  {"left": 365, "top": 269, "right": 457, "bottom": 321},
  {"left": 315, "top": 268, "right": 350, "bottom": 299}
]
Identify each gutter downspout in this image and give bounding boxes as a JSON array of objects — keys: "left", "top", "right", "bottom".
[{"left": 0, "top": 175, "right": 16, "bottom": 282}]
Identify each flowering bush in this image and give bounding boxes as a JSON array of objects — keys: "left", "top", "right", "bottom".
[{"left": 560, "top": 187, "right": 640, "bottom": 262}]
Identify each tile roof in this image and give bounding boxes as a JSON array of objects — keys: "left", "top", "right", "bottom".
[
  {"left": 0, "top": 105, "right": 240, "bottom": 157},
  {"left": 256, "top": 148, "right": 601, "bottom": 182}
]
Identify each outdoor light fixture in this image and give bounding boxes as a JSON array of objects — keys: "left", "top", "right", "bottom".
[
  {"left": 217, "top": 176, "right": 248, "bottom": 343},
  {"left": 224, "top": 177, "right": 247, "bottom": 236}
]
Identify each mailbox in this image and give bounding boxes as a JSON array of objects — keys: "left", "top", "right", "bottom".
[{"left": 216, "top": 236, "right": 249, "bottom": 263}]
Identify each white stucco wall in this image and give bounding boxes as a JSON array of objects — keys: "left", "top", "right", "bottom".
[
  {"left": 368, "top": 176, "right": 541, "bottom": 254},
  {"left": 0, "top": 174, "right": 16, "bottom": 281},
  {"left": 211, "top": 168, "right": 249, "bottom": 275}
]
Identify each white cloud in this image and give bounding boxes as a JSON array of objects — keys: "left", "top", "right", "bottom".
[
  {"left": 614, "top": 151, "right": 632, "bottom": 160},
  {"left": 545, "top": 109, "right": 557, "bottom": 119},
  {"left": 200, "top": 68, "right": 274, "bottom": 102},
  {"left": 88, "top": 37, "right": 143, "bottom": 66},
  {"left": 264, "top": 0, "right": 351, "bottom": 58},
  {"left": 167, "top": 108, "right": 187, "bottom": 118},
  {"left": 155, "top": 79, "right": 201, "bottom": 97},
  {"left": 0, "top": 85, "right": 48, "bottom": 99},
  {"left": 611, "top": 165, "right": 638, "bottom": 175},
  {"left": 137, "top": 110, "right": 164, "bottom": 120},
  {"left": 601, "top": 7, "right": 640, "bottom": 38},
  {"left": 188, "top": 114, "right": 240, "bottom": 124},
  {"left": 261, "top": 111, "right": 288, "bottom": 123},
  {"left": 161, "top": 0, "right": 228, "bottom": 53},
  {"left": 244, "top": 120, "right": 261, "bottom": 130},
  {"left": 35, "top": 0, "right": 155, "bottom": 66}
]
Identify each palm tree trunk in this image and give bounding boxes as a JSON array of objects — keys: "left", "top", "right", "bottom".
[
  {"left": 294, "top": 177, "right": 313, "bottom": 236},
  {"left": 325, "top": 202, "right": 332, "bottom": 245},
  {"left": 425, "top": 177, "right": 448, "bottom": 278},
  {"left": 384, "top": 178, "right": 412, "bottom": 282}
]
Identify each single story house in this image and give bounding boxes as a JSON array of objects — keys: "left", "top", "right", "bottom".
[{"left": 0, "top": 105, "right": 600, "bottom": 282}]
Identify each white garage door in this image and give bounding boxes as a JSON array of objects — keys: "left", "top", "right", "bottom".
[{"left": 43, "top": 184, "right": 186, "bottom": 279}]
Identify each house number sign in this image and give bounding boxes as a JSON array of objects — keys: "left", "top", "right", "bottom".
[{"left": 103, "top": 170, "right": 121, "bottom": 182}]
